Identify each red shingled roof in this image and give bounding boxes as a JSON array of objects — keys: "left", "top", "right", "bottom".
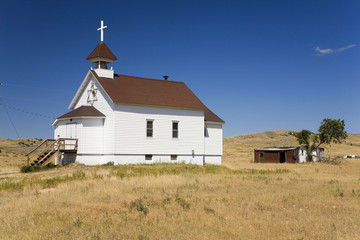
[
  {"left": 93, "top": 71, "right": 208, "bottom": 110},
  {"left": 86, "top": 41, "right": 117, "bottom": 60},
  {"left": 204, "top": 108, "right": 225, "bottom": 123},
  {"left": 57, "top": 106, "right": 105, "bottom": 119},
  {"left": 90, "top": 71, "right": 224, "bottom": 123}
]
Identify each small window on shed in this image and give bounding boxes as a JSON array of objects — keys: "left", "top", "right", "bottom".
[
  {"left": 145, "top": 155, "right": 152, "bottom": 160},
  {"left": 171, "top": 155, "right": 177, "bottom": 160}
]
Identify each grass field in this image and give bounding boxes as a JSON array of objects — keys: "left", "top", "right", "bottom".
[
  {"left": 0, "top": 138, "right": 41, "bottom": 172},
  {"left": 0, "top": 131, "right": 360, "bottom": 239}
]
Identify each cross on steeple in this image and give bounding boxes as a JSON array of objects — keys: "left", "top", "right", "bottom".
[{"left": 97, "top": 20, "right": 107, "bottom": 42}]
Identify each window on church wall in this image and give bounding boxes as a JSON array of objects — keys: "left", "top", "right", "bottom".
[
  {"left": 146, "top": 120, "right": 153, "bottom": 137},
  {"left": 172, "top": 121, "right": 178, "bottom": 138},
  {"left": 145, "top": 155, "right": 152, "bottom": 160}
]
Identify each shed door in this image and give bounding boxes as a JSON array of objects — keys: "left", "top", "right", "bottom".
[
  {"left": 279, "top": 151, "right": 286, "bottom": 163},
  {"left": 66, "top": 123, "right": 77, "bottom": 150}
]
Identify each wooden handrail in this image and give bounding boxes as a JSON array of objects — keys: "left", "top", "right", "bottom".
[
  {"left": 26, "top": 138, "right": 78, "bottom": 166},
  {"left": 57, "top": 138, "right": 78, "bottom": 150},
  {"left": 37, "top": 140, "right": 57, "bottom": 157},
  {"left": 25, "top": 139, "right": 56, "bottom": 156},
  {"left": 25, "top": 139, "right": 47, "bottom": 156}
]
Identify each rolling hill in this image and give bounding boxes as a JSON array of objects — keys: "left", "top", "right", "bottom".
[
  {"left": 223, "top": 130, "right": 360, "bottom": 169},
  {"left": 1, "top": 130, "right": 359, "bottom": 171}
]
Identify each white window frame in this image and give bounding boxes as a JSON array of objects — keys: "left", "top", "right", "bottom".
[
  {"left": 146, "top": 119, "right": 154, "bottom": 137},
  {"left": 172, "top": 121, "right": 179, "bottom": 138}
]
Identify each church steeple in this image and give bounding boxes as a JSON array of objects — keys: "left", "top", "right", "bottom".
[{"left": 87, "top": 20, "right": 117, "bottom": 79}]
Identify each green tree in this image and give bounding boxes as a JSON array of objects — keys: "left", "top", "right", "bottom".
[
  {"left": 289, "top": 118, "right": 347, "bottom": 162},
  {"left": 290, "top": 129, "right": 313, "bottom": 146},
  {"left": 314, "top": 118, "right": 347, "bottom": 148}
]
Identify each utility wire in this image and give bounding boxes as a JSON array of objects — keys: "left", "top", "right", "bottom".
[
  {"left": 0, "top": 83, "right": 55, "bottom": 119},
  {"left": 0, "top": 101, "right": 56, "bottom": 119},
  {"left": 0, "top": 95, "right": 60, "bottom": 104},
  {"left": 0, "top": 96, "right": 21, "bottom": 138}
]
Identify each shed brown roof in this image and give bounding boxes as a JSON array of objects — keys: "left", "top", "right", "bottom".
[
  {"left": 57, "top": 106, "right": 105, "bottom": 119},
  {"left": 86, "top": 41, "right": 117, "bottom": 60},
  {"left": 91, "top": 71, "right": 224, "bottom": 123}
]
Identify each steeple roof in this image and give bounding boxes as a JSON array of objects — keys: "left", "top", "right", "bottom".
[{"left": 86, "top": 41, "right": 117, "bottom": 60}]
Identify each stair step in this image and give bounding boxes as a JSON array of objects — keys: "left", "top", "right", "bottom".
[{"left": 30, "top": 150, "right": 57, "bottom": 166}]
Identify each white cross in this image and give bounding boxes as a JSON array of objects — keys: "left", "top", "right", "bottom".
[{"left": 97, "top": 20, "right": 107, "bottom": 42}]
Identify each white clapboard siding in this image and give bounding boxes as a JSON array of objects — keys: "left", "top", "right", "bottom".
[
  {"left": 114, "top": 104, "right": 205, "bottom": 155},
  {"left": 77, "top": 119, "right": 104, "bottom": 154},
  {"left": 55, "top": 71, "right": 224, "bottom": 166},
  {"left": 204, "top": 124, "right": 223, "bottom": 155},
  {"left": 54, "top": 122, "right": 66, "bottom": 139},
  {"left": 73, "top": 75, "right": 114, "bottom": 154}
]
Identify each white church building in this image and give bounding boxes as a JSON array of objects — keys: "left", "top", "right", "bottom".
[{"left": 52, "top": 21, "right": 224, "bottom": 166}]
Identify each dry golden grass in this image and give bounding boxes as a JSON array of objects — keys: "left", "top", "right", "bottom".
[
  {"left": 0, "top": 138, "right": 42, "bottom": 172},
  {"left": 1, "top": 163, "right": 360, "bottom": 239},
  {"left": 0, "top": 131, "right": 360, "bottom": 239}
]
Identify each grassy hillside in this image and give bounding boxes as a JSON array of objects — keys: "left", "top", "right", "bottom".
[
  {"left": 223, "top": 130, "right": 360, "bottom": 169},
  {"left": 0, "top": 138, "right": 42, "bottom": 172},
  {"left": 1, "top": 130, "right": 360, "bottom": 171}
]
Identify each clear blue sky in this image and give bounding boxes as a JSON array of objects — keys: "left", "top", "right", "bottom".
[{"left": 0, "top": 0, "right": 359, "bottom": 139}]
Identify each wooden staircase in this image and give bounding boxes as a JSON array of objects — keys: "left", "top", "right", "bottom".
[{"left": 26, "top": 138, "right": 78, "bottom": 166}]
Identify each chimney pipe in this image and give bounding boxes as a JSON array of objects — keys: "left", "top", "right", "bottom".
[{"left": 163, "top": 75, "right": 169, "bottom": 80}]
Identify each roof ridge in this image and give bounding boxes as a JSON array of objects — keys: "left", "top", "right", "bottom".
[
  {"left": 90, "top": 70, "right": 224, "bottom": 122},
  {"left": 113, "top": 73, "right": 184, "bottom": 84}
]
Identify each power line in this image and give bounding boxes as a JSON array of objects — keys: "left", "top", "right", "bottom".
[
  {"left": 0, "top": 95, "right": 60, "bottom": 104},
  {"left": 0, "top": 101, "right": 56, "bottom": 119},
  {"left": 0, "top": 97, "right": 21, "bottom": 138}
]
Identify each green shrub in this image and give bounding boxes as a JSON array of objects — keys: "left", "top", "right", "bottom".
[
  {"left": 130, "top": 198, "right": 149, "bottom": 215},
  {"left": 74, "top": 217, "right": 83, "bottom": 227},
  {"left": 45, "top": 163, "right": 56, "bottom": 169},
  {"left": 204, "top": 206, "right": 215, "bottom": 214},
  {"left": 20, "top": 164, "right": 57, "bottom": 173},
  {"left": 102, "top": 161, "right": 114, "bottom": 166},
  {"left": 175, "top": 193, "right": 190, "bottom": 210},
  {"left": 20, "top": 166, "right": 32, "bottom": 173}
]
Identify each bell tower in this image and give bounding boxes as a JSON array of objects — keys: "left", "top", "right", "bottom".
[{"left": 87, "top": 20, "right": 117, "bottom": 79}]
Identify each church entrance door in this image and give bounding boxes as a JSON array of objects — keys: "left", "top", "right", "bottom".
[{"left": 66, "top": 123, "right": 77, "bottom": 150}]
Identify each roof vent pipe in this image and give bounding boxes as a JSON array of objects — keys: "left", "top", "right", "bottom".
[{"left": 163, "top": 76, "right": 169, "bottom": 80}]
